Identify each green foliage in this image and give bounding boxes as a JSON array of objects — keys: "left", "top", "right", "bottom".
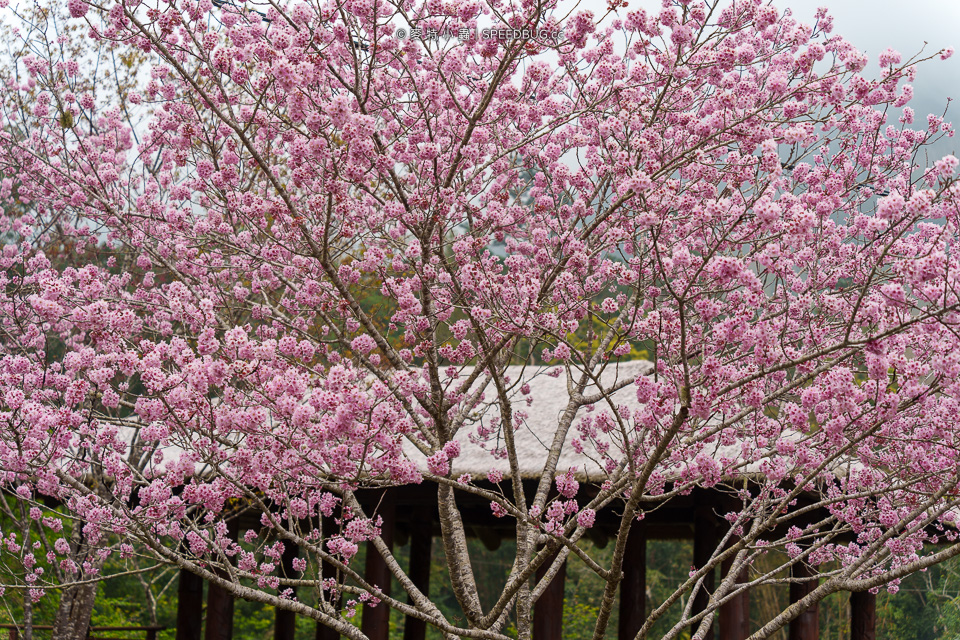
[
  {"left": 563, "top": 538, "right": 614, "bottom": 640},
  {"left": 875, "top": 565, "right": 955, "bottom": 640},
  {"left": 231, "top": 599, "right": 280, "bottom": 640}
]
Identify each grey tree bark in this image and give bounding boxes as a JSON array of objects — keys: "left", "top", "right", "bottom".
[{"left": 50, "top": 524, "right": 104, "bottom": 640}]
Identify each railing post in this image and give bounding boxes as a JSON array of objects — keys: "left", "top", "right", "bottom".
[
  {"left": 205, "top": 518, "right": 240, "bottom": 640},
  {"left": 850, "top": 590, "right": 877, "bottom": 640},
  {"left": 403, "top": 506, "right": 433, "bottom": 640},
  {"left": 275, "top": 539, "right": 300, "bottom": 640},
  {"left": 317, "top": 512, "right": 343, "bottom": 640},
  {"left": 693, "top": 495, "right": 718, "bottom": 640},
  {"left": 618, "top": 520, "right": 647, "bottom": 640},
  {"left": 176, "top": 566, "right": 205, "bottom": 640},
  {"left": 360, "top": 491, "right": 396, "bottom": 640},
  {"left": 533, "top": 547, "right": 567, "bottom": 640},
  {"left": 789, "top": 562, "right": 819, "bottom": 640}
]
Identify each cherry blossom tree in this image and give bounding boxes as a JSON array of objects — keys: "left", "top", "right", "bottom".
[{"left": 1, "top": 0, "right": 960, "bottom": 638}]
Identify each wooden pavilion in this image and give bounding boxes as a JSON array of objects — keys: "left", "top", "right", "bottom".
[
  {"left": 175, "top": 484, "right": 876, "bottom": 640},
  {"left": 174, "top": 361, "right": 880, "bottom": 640}
]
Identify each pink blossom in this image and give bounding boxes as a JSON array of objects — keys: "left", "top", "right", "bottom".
[
  {"left": 350, "top": 334, "right": 377, "bottom": 355},
  {"left": 67, "top": 0, "right": 87, "bottom": 17},
  {"left": 577, "top": 509, "right": 596, "bottom": 529}
]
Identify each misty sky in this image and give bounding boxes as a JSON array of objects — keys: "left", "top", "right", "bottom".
[
  {"left": 783, "top": 0, "right": 959, "bottom": 158},
  {"left": 569, "top": 0, "right": 960, "bottom": 157}
]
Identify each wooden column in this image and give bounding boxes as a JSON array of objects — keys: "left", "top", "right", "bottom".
[
  {"left": 693, "top": 500, "right": 718, "bottom": 640},
  {"left": 533, "top": 549, "right": 566, "bottom": 640},
  {"left": 205, "top": 519, "right": 239, "bottom": 640},
  {"left": 317, "top": 512, "right": 342, "bottom": 640},
  {"left": 618, "top": 521, "right": 647, "bottom": 640},
  {"left": 176, "top": 568, "right": 204, "bottom": 640},
  {"left": 718, "top": 560, "right": 749, "bottom": 640},
  {"left": 850, "top": 591, "right": 876, "bottom": 640},
  {"left": 403, "top": 507, "right": 433, "bottom": 640},
  {"left": 788, "top": 562, "right": 819, "bottom": 640},
  {"left": 361, "top": 495, "right": 396, "bottom": 640},
  {"left": 275, "top": 540, "right": 300, "bottom": 640}
]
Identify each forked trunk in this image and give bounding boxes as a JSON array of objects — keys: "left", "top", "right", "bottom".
[
  {"left": 51, "top": 524, "right": 104, "bottom": 640},
  {"left": 51, "top": 581, "right": 98, "bottom": 640}
]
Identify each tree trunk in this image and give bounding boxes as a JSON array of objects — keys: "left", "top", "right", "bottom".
[
  {"left": 51, "top": 581, "right": 98, "bottom": 640},
  {"left": 51, "top": 524, "right": 104, "bottom": 640}
]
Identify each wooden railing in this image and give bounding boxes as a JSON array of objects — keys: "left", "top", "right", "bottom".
[{"left": 0, "top": 625, "right": 165, "bottom": 640}]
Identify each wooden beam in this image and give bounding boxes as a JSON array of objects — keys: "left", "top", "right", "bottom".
[
  {"left": 403, "top": 507, "right": 432, "bottom": 640},
  {"left": 693, "top": 501, "right": 717, "bottom": 640},
  {"left": 850, "top": 591, "right": 876, "bottom": 640},
  {"left": 275, "top": 540, "right": 300, "bottom": 640},
  {"left": 361, "top": 494, "right": 396, "bottom": 640},
  {"left": 618, "top": 521, "right": 646, "bottom": 640},
  {"left": 205, "top": 519, "right": 239, "bottom": 640},
  {"left": 788, "top": 563, "right": 819, "bottom": 640},
  {"left": 175, "top": 568, "right": 204, "bottom": 640},
  {"left": 533, "top": 550, "right": 566, "bottom": 640}
]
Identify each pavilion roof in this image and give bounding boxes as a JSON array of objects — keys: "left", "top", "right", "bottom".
[{"left": 402, "top": 359, "right": 660, "bottom": 481}]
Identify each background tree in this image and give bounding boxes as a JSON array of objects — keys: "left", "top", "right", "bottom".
[
  {"left": 0, "top": 2, "right": 162, "bottom": 637},
  {"left": 1, "top": 0, "right": 960, "bottom": 639}
]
